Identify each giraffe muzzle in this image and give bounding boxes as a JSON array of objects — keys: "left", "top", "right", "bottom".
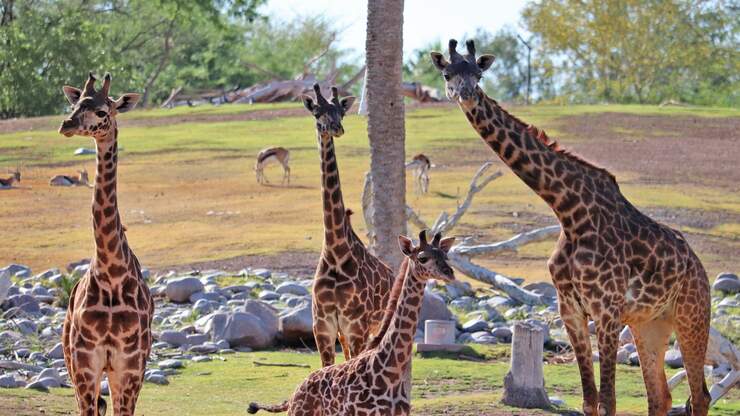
[{"left": 59, "top": 119, "right": 78, "bottom": 137}]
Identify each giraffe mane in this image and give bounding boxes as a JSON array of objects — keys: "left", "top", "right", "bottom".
[
  {"left": 492, "top": 98, "right": 617, "bottom": 184},
  {"left": 367, "top": 257, "right": 409, "bottom": 350}
]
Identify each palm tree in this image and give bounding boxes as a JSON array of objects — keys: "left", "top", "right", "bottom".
[{"left": 365, "top": 0, "right": 406, "bottom": 269}]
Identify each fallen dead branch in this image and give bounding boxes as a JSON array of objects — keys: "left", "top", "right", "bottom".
[{"left": 252, "top": 361, "right": 310, "bottom": 369}]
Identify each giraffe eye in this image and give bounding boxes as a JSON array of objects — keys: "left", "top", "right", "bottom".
[
  {"left": 418, "top": 255, "right": 429, "bottom": 263},
  {"left": 95, "top": 111, "right": 107, "bottom": 118},
  {"left": 443, "top": 73, "right": 451, "bottom": 81}
]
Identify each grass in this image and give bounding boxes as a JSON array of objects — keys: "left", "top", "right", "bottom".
[
  {"left": 0, "top": 103, "right": 738, "bottom": 281},
  {"left": 1, "top": 350, "right": 738, "bottom": 415}
]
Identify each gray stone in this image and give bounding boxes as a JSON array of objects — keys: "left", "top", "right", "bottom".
[
  {"left": 258, "top": 290, "right": 280, "bottom": 301},
  {"left": 491, "top": 327, "right": 513, "bottom": 343},
  {"left": 523, "top": 282, "right": 558, "bottom": 299},
  {"left": 145, "top": 374, "right": 169, "bottom": 385},
  {"left": 100, "top": 380, "right": 110, "bottom": 396},
  {"left": 252, "top": 268, "right": 271, "bottom": 278},
  {"left": 450, "top": 297, "right": 475, "bottom": 310},
  {"left": 15, "top": 348, "right": 31, "bottom": 358},
  {"left": 190, "top": 291, "right": 221, "bottom": 303},
  {"left": 275, "top": 282, "right": 309, "bottom": 297},
  {"left": 192, "top": 355, "right": 212, "bottom": 363},
  {"left": 25, "top": 380, "right": 50, "bottom": 392},
  {"left": 419, "top": 289, "right": 453, "bottom": 327},
  {"left": 470, "top": 331, "right": 498, "bottom": 344},
  {"left": 158, "top": 359, "right": 184, "bottom": 369},
  {"left": 550, "top": 396, "right": 566, "bottom": 407},
  {"left": 166, "top": 277, "right": 204, "bottom": 303},
  {"left": 29, "top": 352, "right": 47, "bottom": 362},
  {"left": 3, "top": 294, "right": 40, "bottom": 314},
  {"left": 196, "top": 310, "right": 277, "bottom": 349},
  {"left": 1, "top": 264, "right": 31, "bottom": 277},
  {"left": 188, "top": 343, "right": 218, "bottom": 354},
  {"left": 716, "top": 272, "right": 739, "bottom": 282},
  {"left": 16, "top": 319, "right": 37, "bottom": 335},
  {"left": 619, "top": 326, "right": 633, "bottom": 346},
  {"left": 160, "top": 330, "right": 188, "bottom": 347},
  {"left": 214, "top": 339, "right": 230, "bottom": 350},
  {"left": 462, "top": 318, "right": 489, "bottom": 333},
  {"left": 71, "top": 264, "right": 90, "bottom": 278},
  {"left": 0, "top": 273, "right": 11, "bottom": 305},
  {"left": 629, "top": 351, "right": 640, "bottom": 366},
  {"left": 192, "top": 299, "right": 213, "bottom": 316},
  {"left": 617, "top": 348, "right": 631, "bottom": 365},
  {"left": 186, "top": 333, "right": 209, "bottom": 345},
  {"left": 66, "top": 259, "right": 90, "bottom": 273},
  {"left": 486, "top": 296, "right": 514, "bottom": 308},
  {"left": 445, "top": 280, "right": 473, "bottom": 299},
  {"left": 279, "top": 302, "right": 313, "bottom": 343},
  {"left": 47, "top": 342, "right": 64, "bottom": 359},
  {"left": 713, "top": 277, "right": 740, "bottom": 294},
  {"left": 664, "top": 349, "right": 683, "bottom": 369},
  {"left": 0, "top": 374, "right": 19, "bottom": 388}
]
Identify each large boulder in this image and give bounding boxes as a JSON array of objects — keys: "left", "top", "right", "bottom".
[
  {"left": 165, "top": 277, "right": 204, "bottom": 303},
  {"left": 2, "top": 294, "right": 40, "bottom": 315},
  {"left": 275, "top": 282, "right": 309, "bottom": 297},
  {"left": 279, "top": 301, "right": 313, "bottom": 344},
  {"left": 419, "top": 289, "right": 453, "bottom": 328},
  {"left": 159, "top": 330, "right": 188, "bottom": 347},
  {"left": 0, "top": 273, "right": 11, "bottom": 305},
  {"left": 713, "top": 273, "right": 740, "bottom": 294},
  {"left": 241, "top": 300, "right": 279, "bottom": 335},
  {"left": 196, "top": 303, "right": 278, "bottom": 349}
]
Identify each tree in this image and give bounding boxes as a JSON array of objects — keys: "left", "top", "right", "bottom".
[{"left": 365, "top": 0, "right": 406, "bottom": 269}]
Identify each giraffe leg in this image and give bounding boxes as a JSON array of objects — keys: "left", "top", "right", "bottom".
[
  {"left": 630, "top": 319, "right": 673, "bottom": 415},
  {"left": 313, "top": 313, "right": 338, "bottom": 367},
  {"left": 595, "top": 315, "right": 621, "bottom": 416},
  {"left": 107, "top": 353, "right": 146, "bottom": 416},
  {"left": 338, "top": 332, "right": 351, "bottom": 361},
  {"left": 68, "top": 347, "right": 105, "bottom": 416},
  {"left": 559, "top": 299, "right": 598, "bottom": 416},
  {"left": 674, "top": 281, "right": 711, "bottom": 416}
]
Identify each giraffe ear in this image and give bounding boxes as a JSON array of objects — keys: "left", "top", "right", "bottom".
[
  {"left": 63, "top": 86, "right": 82, "bottom": 106},
  {"left": 340, "top": 96, "right": 355, "bottom": 113},
  {"left": 398, "top": 235, "right": 415, "bottom": 257},
  {"left": 113, "top": 93, "right": 140, "bottom": 113},
  {"left": 430, "top": 52, "right": 449, "bottom": 71},
  {"left": 302, "top": 95, "right": 315, "bottom": 113},
  {"left": 438, "top": 237, "right": 456, "bottom": 253},
  {"left": 477, "top": 55, "right": 495, "bottom": 72}
]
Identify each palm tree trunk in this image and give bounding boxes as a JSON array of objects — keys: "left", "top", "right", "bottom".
[{"left": 365, "top": 0, "right": 406, "bottom": 269}]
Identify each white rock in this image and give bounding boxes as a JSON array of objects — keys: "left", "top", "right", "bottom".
[
  {"left": 165, "top": 277, "right": 204, "bottom": 303},
  {"left": 47, "top": 342, "right": 64, "bottom": 360},
  {"left": 275, "top": 282, "right": 309, "bottom": 297},
  {"left": 279, "top": 302, "right": 313, "bottom": 343}
]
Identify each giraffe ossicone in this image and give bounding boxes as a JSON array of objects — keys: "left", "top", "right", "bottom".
[
  {"left": 247, "top": 230, "right": 456, "bottom": 415},
  {"left": 59, "top": 72, "right": 153, "bottom": 416},
  {"left": 432, "top": 39, "right": 712, "bottom": 416}
]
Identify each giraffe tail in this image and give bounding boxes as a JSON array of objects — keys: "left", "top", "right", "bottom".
[
  {"left": 247, "top": 400, "right": 289, "bottom": 413},
  {"left": 97, "top": 396, "right": 107, "bottom": 416}
]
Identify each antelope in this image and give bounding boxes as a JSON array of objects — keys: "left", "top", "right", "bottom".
[
  {"left": 406, "top": 153, "right": 431, "bottom": 194},
  {"left": 0, "top": 166, "right": 21, "bottom": 189},
  {"left": 50, "top": 168, "right": 91, "bottom": 187},
  {"left": 255, "top": 146, "right": 290, "bottom": 185}
]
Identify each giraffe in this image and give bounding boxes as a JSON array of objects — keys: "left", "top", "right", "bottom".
[
  {"left": 301, "top": 84, "right": 396, "bottom": 367},
  {"left": 58, "top": 72, "right": 154, "bottom": 416},
  {"left": 247, "top": 230, "right": 456, "bottom": 415},
  {"left": 431, "top": 40, "right": 711, "bottom": 416}
]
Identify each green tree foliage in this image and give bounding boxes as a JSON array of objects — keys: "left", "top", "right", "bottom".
[
  {"left": 0, "top": 0, "right": 359, "bottom": 118},
  {"left": 522, "top": 0, "right": 739, "bottom": 106}
]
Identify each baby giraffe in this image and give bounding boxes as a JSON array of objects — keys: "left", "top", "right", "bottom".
[
  {"left": 248, "top": 230, "right": 455, "bottom": 415},
  {"left": 59, "top": 72, "right": 153, "bottom": 416}
]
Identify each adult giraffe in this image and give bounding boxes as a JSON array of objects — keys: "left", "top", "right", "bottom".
[
  {"left": 59, "top": 72, "right": 153, "bottom": 416},
  {"left": 302, "top": 84, "right": 395, "bottom": 367},
  {"left": 431, "top": 40, "right": 710, "bottom": 416}
]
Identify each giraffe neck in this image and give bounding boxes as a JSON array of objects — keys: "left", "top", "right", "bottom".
[
  {"left": 318, "top": 131, "right": 349, "bottom": 246},
  {"left": 461, "top": 87, "right": 615, "bottom": 231},
  {"left": 91, "top": 125, "right": 131, "bottom": 280},
  {"left": 376, "top": 258, "right": 425, "bottom": 374}
]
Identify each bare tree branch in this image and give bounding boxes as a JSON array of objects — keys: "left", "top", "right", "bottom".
[{"left": 453, "top": 225, "right": 560, "bottom": 257}]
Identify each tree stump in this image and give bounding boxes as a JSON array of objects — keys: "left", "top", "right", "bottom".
[{"left": 501, "top": 322, "right": 551, "bottom": 409}]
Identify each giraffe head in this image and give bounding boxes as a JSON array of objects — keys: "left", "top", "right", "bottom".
[
  {"left": 398, "top": 230, "right": 456, "bottom": 282},
  {"left": 59, "top": 72, "right": 140, "bottom": 140},
  {"left": 430, "top": 39, "right": 495, "bottom": 107},
  {"left": 302, "top": 84, "right": 355, "bottom": 138}
]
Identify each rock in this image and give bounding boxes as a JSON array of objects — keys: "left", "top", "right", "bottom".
[
  {"left": 66, "top": 259, "right": 90, "bottom": 273},
  {"left": 462, "top": 318, "right": 489, "bottom": 333},
  {"left": 192, "top": 299, "right": 213, "bottom": 316},
  {"left": 258, "top": 290, "right": 280, "bottom": 301},
  {"left": 470, "top": 331, "right": 498, "bottom": 344},
  {"left": 25, "top": 380, "right": 50, "bottom": 392},
  {"left": 523, "top": 282, "right": 558, "bottom": 299},
  {"left": 445, "top": 280, "right": 474, "bottom": 299},
  {"left": 450, "top": 297, "right": 475, "bottom": 310},
  {"left": 188, "top": 343, "right": 218, "bottom": 354},
  {"left": 275, "top": 282, "right": 309, "bottom": 297},
  {"left": 196, "top": 310, "right": 277, "bottom": 349},
  {"left": 165, "top": 277, "right": 204, "bottom": 303},
  {"left": 71, "top": 264, "right": 90, "bottom": 278},
  {"left": 190, "top": 291, "right": 221, "bottom": 303},
  {"left": 713, "top": 276, "right": 740, "bottom": 294},
  {"left": 588, "top": 320, "right": 597, "bottom": 335},
  {"left": 716, "top": 272, "right": 739, "bottom": 282},
  {"left": 15, "top": 348, "right": 31, "bottom": 358},
  {"left": 145, "top": 373, "right": 169, "bottom": 385},
  {"left": 2, "top": 294, "right": 40, "bottom": 314},
  {"left": 619, "top": 326, "right": 633, "bottom": 346},
  {"left": 549, "top": 396, "right": 566, "bottom": 407},
  {"left": 279, "top": 302, "right": 313, "bottom": 343},
  {"left": 629, "top": 351, "right": 640, "bottom": 366},
  {"left": 100, "top": 380, "right": 110, "bottom": 396},
  {"left": 252, "top": 268, "right": 271, "bottom": 278},
  {"left": 242, "top": 300, "right": 279, "bottom": 333},
  {"left": 664, "top": 349, "right": 683, "bottom": 369},
  {"left": 47, "top": 342, "right": 64, "bottom": 359},
  {"left": 617, "top": 347, "right": 631, "bottom": 365},
  {"left": 419, "top": 289, "right": 453, "bottom": 327},
  {"left": 186, "top": 333, "right": 209, "bottom": 346},
  {"left": 1, "top": 264, "right": 31, "bottom": 277},
  {"left": 0, "top": 374, "right": 19, "bottom": 388},
  {"left": 491, "top": 327, "right": 513, "bottom": 343},
  {"left": 0, "top": 273, "right": 11, "bottom": 304},
  {"left": 160, "top": 330, "right": 188, "bottom": 347},
  {"left": 158, "top": 359, "right": 184, "bottom": 370},
  {"left": 16, "top": 319, "right": 37, "bottom": 335},
  {"left": 74, "top": 147, "right": 96, "bottom": 156},
  {"left": 192, "top": 355, "right": 212, "bottom": 363},
  {"left": 486, "top": 296, "right": 513, "bottom": 308}
]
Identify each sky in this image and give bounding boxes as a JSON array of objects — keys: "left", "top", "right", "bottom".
[{"left": 262, "top": 0, "right": 530, "bottom": 59}]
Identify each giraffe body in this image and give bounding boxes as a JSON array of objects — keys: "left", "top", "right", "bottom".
[
  {"left": 59, "top": 73, "right": 153, "bottom": 416},
  {"left": 249, "top": 231, "right": 456, "bottom": 416},
  {"left": 302, "top": 84, "right": 395, "bottom": 367},
  {"left": 432, "top": 40, "right": 711, "bottom": 416}
]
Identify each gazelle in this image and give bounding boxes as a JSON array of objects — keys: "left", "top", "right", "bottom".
[
  {"left": 50, "top": 168, "right": 90, "bottom": 187},
  {"left": 255, "top": 146, "right": 290, "bottom": 185},
  {"left": 406, "top": 153, "right": 431, "bottom": 194},
  {"left": 0, "top": 166, "right": 21, "bottom": 189}
]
